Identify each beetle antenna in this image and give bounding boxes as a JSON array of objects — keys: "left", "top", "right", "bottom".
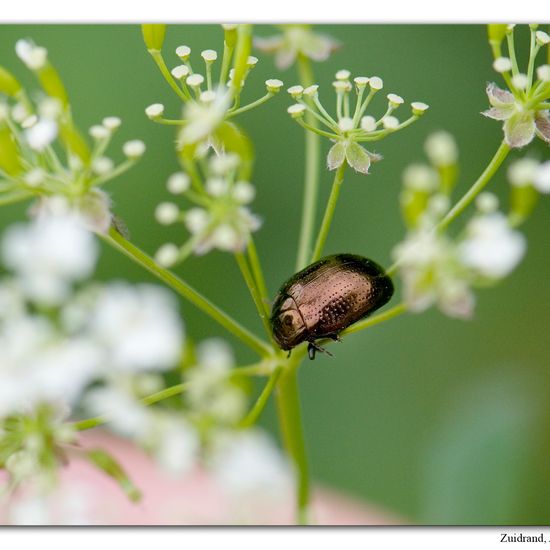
[{"left": 308, "top": 341, "right": 334, "bottom": 360}]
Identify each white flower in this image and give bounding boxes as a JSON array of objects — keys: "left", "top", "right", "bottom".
[
  {"left": 0, "top": 314, "right": 101, "bottom": 417},
  {"left": 382, "top": 116, "right": 399, "bottom": 129},
  {"left": 155, "top": 202, "right": 180, "bottom": 225},
  {"left": 265, "top": 79, "right": 284, "bottom": 93},
  {"left": 393, "top": 231, "right": 475, "bottom": 319},
  {"left": 122, "top": 140, "right": 146, "bottom": 159},
  {"left": 149, "top": 414, "right": 199, "bottom": 475},
  {"left": 402, "top": 164, "right": 439, "bottom": 192},
  {"left": 89, "top": 125, "right": 110, "bottom": 140},
  {"left": 87, "top": 283, "right": 183, "bottom": 372},
  {"left": 232, "top": 181, "right": 255, "bottom": 204},
  {"left": 85, "top": 385, "right": 151, "bottom": 439},
  {"left": 537, "top": 65, "right": 550, "bottom": 82},
  {"left": 369, "top": 76, "right": 383, "bottom": 90},
  {"left": 387, "top": 93, "right": 404, "bottom": 106},
  {"left": 459, "top": 213, "right": 526, "bottom": 278},
  {"left": 180, "top": 89, "right": 231, "bottom": 145},
  {"left": 201, "top": 49, "right": 217, "bottom": 62},
  {"left": 424, "top": 131, "right": 458, "bottom": 167},
  {"left": 155, "top": 243, "right": 180, "bottom": 268},
  {"left": 210, "top": 430, "right": 293, "bottom": 499},
  {"left": 175, "top": 45, "right": 191, "bottom": 60},
  {"left": 145, "top": 103, "right": 165, "bottom": 120},
  {"left": 534, "top": 161, "right": 550, "bottom": 193},
  {"left": 15, "top": 39, "right": 47, "bottom": 70},
  {"left": 102, "top": 116, "right": 121, "bottom": 130},
  {"left": 185, "top": 207, "right": 211, "bottom": 235},
  {"left": 1, "top": 215, "right": 98, "bottom": 305},
  {"left": 360, "top": 116, "right": 377, "bottom": 132},
  {"left": 493, "top": 57, "right": 512, "bottom": 73},
  {"left": 186, "top": 74, "right": 205, "bottom": 88},
  {"left": 171, "top": 65, "right": 189, "bottom": 80},
  {"left": 166, "top": 172, "right": 190, "bottom": 194},
  {"left": 507, "top": 157, "right": 539, "bottom": 187},
  {"left": 411, "top": 102, "right": 429, "bottom": 116},
  {"left": 24, "top": 119, "right": 58, "bottom": 152},
  {"left": 91, "top": 156, "right": 114, "bottom": 176}
]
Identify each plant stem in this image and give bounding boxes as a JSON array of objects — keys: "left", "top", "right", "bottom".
[
  {"left": 247, "top": 238, "right": 271, "bottom": 318},
  {"left": 149, "top": 50, "right": 190, "bottom": 102},
  {"left": 72, "top": 382, "right": 190, "bottom": 431},
  {"left": 235, "top": 251, "right": 273, "bottom": 340},
  {"left": 103, "top": 227, "right": 271, "bottom": 357},
  {"left": 339, "top": 302, "right": 408, "bottom": 337},
  {"left": 295, "top": 55, "right": 321, "bottom": 271},
  {"left": 275, "top": 353, "right": 310, "bottom": 524},
  {"left": 240, "top": 366, "right": 283, "bottom": 428},
  {"left": 436, "top": 141, "right": 510, "bottom": 232},
  {"left": 310, "top": 163, "right": 346, "bottom": 263}
]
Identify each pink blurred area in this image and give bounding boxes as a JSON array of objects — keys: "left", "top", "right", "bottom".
[{"left": 0, "top": 430, "right": 403, "bottom": 525}]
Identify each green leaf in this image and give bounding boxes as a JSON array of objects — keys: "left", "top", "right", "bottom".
[
  {"left": 326, "top": 141, "right": 346, "bottom": 171},
  {"left": 0, "top": 66, "right": 22, "bottom": 97},
  {"left": 141, "top": 25, "right": 167, "bottom": 52},
  {"left": 345, "top": 141, "right": 371, "bottom": 174},
  {"left": 0, "top": 122, "right": 24, "bottom": 176},
  {"left": 86, "top": 448, "right": 142, "bottom": 503}
]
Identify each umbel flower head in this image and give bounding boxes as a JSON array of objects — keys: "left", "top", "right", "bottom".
[
  {"left": 155, "top": 152, "right": 261, "bottom": 267},
  {"left": 286, "top": 71, "right": 428, "bottom": 174},
  {"left": 482, "top": 24, "right": 550, "bottom": 148},
  {"left": 254, "top": 24, "right": 340, "bottom": 70},
  {"left": 0, "top": 39, "right": 144, "bottom": 233},
  {"left": 142, "top": 25, "right": 284, "bottom": 153}
]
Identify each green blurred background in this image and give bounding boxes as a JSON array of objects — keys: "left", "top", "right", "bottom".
[{"left": 1, "top": 24, "right": 549, "bottom": 524}]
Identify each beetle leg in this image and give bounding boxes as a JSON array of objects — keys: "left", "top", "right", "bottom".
[
  {"left": 328, "top": 333, "right": 343, "bottom": 343},
  {"left": 287, "top": 349, "right": 292, "bottom": 358},
  {"left": 308, "top": 341, "right": 334, "bottom": 360}
]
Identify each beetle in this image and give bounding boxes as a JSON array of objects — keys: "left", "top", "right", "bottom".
[{"left": 270, "top": 253, "right": 394, "bottom": 360}]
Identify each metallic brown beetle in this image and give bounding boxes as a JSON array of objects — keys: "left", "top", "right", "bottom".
[{"left": 270, "top": 254, "right": 394, "bottom": 359}]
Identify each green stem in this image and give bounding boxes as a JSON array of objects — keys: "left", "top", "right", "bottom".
[
  {"left": 228, "top": 93, "right": 273, "bottom": 117},
  {"left": 103, "top": 227, "right": 271, "bottom": 357},
  {"left": 239, "top": 366, "right": 283, "bottom": 428},
  {"left": 339, "top": 302, "right": 407, "bottom": 337},
  {"left": 247, "top": 238, "right": 271, "bottom": 318},
  {"left": 72, "top": 382, "right": 190, "bottom": 431},
  {"left": 296, "top": 55, "right": 321, "bottom": 271},
  {"left": 149, "top": 50, "right": 189, "bottom": 103},
  {"left": 235, "top": 251, "right": 273, "bottom": 340},
  {"left": 310, "top": 162, "right": 346, "bottom": 263},
  {"left": 275, "top": 356, "right": 310, "bottom": 524},
  {"left": 436, "top": 141, "right": 510, "bottom": 232},
  {"left": 219, "top": 42, "right": 234, "bottom": 86}
]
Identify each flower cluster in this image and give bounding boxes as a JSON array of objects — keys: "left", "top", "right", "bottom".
[
  {"left": 286, "top": 70, "right": 429, "bottom": 174},
  {"left": 0, "top": 40, "right": 145, "bottom": 233},
  {"left": 154, "top": 152, "right": 261, "bottom": 267},
  {"left": 143, "top": 25, "right": 284, "bottom": 153},
  {"left": 483, "top": 24, "right": 550, "bottom": 148},
  {"left": 393, "top": 132, "right": 527, "bottom": 318},
  {"left": 0, "top": 212, "right": 183, "bottom": 492}
]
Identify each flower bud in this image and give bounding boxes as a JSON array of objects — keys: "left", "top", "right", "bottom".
[
  {"left": 265, "top": 79, "right": 284, "bottom": 93},
  {"left": 123, "top": 140, "right": 146, "bottom": 159},
  {"left": 176, "top": 45, "right": 191, "bottom": 60},
  {"left": 368, "top": 76, "right": 383, "bottom": 90},
  {"left": 155, "top": 202, "right": 180, "bottom": 225},
  {"left": 89, "top": 125, "right": 110, "bottom": 139},
  {"left": 335, "top": 69, "right": 351, "bottom": 81},
  {"left": 186, "top": 74, "right": 205, "bottom": 88},
  {"left": 201, "top": 49, "right": 218, "bottom": 63},
  {"left": 476, "top": 192, "right": 499, "bottom": 213},
  {"left": 287, "top": 85, "right": 304, "bottom": 99},
  {"left": 411, "top": 102, "right": 429, "bottom": 116},
  {"left": 536, "top": 30, "right": 550, "bottom": 46},
  {"left": 493, "top": 57, "right": 512, "bottom": 73},
  {"left": 167, "top": 172, "right": 190, "bottom": 194},
  {"left": 155, "top": 243, "right": 179, "bottom": 267},
  {"left": 303, "top": 84, "right": 319, "bottom": 97},
  {"left": 382, "top": 116, "right": 399, "bottom": 129},
  {"left": 424, "top": 131, "right": 458, "bottom": 167},
  {"left": 537, "top": 65, "right": 550, "bottom": 82},
  {"left": 287, "top": 104, "right": 306, "bottom": 118},
  {"left": 145, "top": 103, "right": 165, "bottom": 120},
  {"left": 102, "top": 116, "right": 121, "bottom": 130},
  {"left": 534, "top": 161, "right": 550, "bottom": 194},
  {"left": 353, "top": 76, "right": 369, "bottom": 89},
  {"left": 171, "top": 65, "right": 190, "bottom": 80},
  {"left": 360, "top": 116, "right": 377, "bottom": 132},
  {"left": 487, "top": 24, "right": 508, "bottom": 46},
  {"left": 512, "top": 73, "right": 528, "bottom": 90}
]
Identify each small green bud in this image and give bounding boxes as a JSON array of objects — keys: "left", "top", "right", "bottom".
[
  {"left": 59, "top": 120, "right": 91, "bottom": 164},
  {"left": 0, "top": 65, "right": 22, "bottom": 97},
  {"left": 141, "top": 24, "right": 167, "bottom": 51},
  {"left": 37, "top": 64, "right": 69, "bottom": 107}
]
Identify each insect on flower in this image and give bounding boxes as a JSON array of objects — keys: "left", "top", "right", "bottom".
[{"left": 270, "top": 254, "right": 394, "bottom": 359}]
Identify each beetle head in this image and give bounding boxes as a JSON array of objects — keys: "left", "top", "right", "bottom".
[{"left": 271, "top": 296, "right": 307, "bottom": 350}]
